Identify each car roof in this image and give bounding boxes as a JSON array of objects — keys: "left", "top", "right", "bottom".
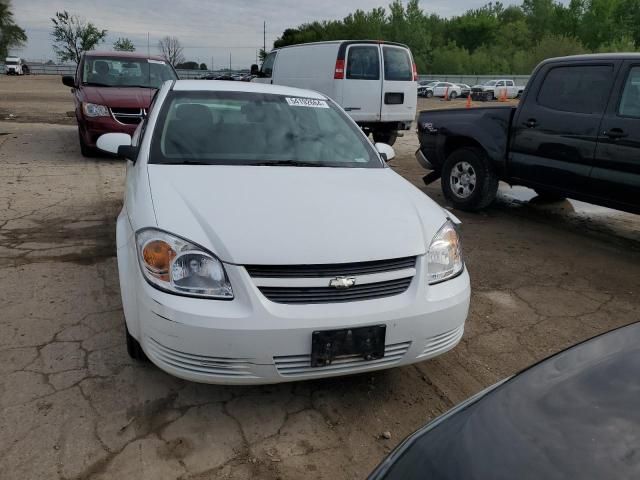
[
  {"left": 83, "top": 51, "right": 167, "bottom": 62},
  {"left": 275, "top": 40, "right": 410, "bottom": 51},
  {"left": 171, "top": 80, "right": 327, "bottom": 99}
]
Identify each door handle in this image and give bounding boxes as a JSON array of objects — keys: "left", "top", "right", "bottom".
[
  {"left": 604, "top": 128, "right": 627, "bottom": 139},
  {"left": 524, "top": 118, "right": 537, "bottom": 128}
]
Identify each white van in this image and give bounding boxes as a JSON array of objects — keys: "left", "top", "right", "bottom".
[
  {"left": 252, "top": 41, "right": 417, "bottom": 145},
  {"left": 5, "top": 57, "right": 28, "bottom": 75}
]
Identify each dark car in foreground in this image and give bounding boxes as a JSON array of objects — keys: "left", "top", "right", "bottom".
[
  {"left": 416, "top": 54, "right": 640, "bottom": 214},
  {"left": 62, "top": 52, "right": 178, "bottom": 156},
  {"left": 370, "top": 322, "right": 640, "bottom": 480}
]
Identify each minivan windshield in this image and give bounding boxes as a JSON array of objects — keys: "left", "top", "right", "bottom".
[
  {"left": 82, "top": 56, "right": 177, "bottom": 88},
  {"left": 150, "top": 91, "right": 382, "bottom": 168}
]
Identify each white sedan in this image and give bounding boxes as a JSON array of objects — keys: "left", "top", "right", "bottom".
[{"left": 97, "top": 80, "right": 470, "bottom": 384}]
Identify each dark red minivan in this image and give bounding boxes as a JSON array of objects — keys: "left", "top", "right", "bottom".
[{"left": 62, "top": 52, "right": 178, "bottom": 156}]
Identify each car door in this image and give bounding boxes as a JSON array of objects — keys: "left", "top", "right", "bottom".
[
  {"left": 509, "top": 62, "right": 618, "bottom": 194},
  {"left": 590, "top": 62, "right": 640, "bottom": 210},
  {"left": 380, "top": 45, "right": 417, "bottom": 122},
  {"left": 433, "top": 82, "right": 446, "bottom": 97},
  {"left": 253, "top": 51, "right": 277, "bottom": 84},
  {"left": 341, "top": 44, "right": 382, "bottom": 122},
  {"left": 506, "top": 80, "right": 516, "bottom": 98},
  {"left": 495, "top": 80, "right": 506, "bottom": 98}
]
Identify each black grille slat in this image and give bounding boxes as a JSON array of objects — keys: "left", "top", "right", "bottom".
[
  {"left": 246, "top": 256, "right": 416, "bottom": 278},
  {"left": 110, "top": 107, "right": 145, "bottom": 125},
  {"left": 259, "top": 277, "right": 412, "bottom": 304}
]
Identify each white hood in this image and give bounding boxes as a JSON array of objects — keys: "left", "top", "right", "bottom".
[{"left": 147, "top": 165, "right": 446, "bottom": 265}]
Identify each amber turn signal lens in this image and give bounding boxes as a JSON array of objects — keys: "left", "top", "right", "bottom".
[{"left": 142, "top": 240, "right": 176, "bottom": 275}]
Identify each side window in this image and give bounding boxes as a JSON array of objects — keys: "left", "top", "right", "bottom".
[
  {"left": 537, "top": 65, "right": 614, "bottom": 114},
  {"left": 506, "top": 80, "right": 514, "bottom": 87},
  {"left": 618, "top": 66, "right": 640, "bottom": 118},
  {"left": 261, "top": 52, "right": 277, "bottom": 78},
  {"left": 382, "top": 46, "right": 412, "bottom": 81},
  {"left": 346, "top": 46, "right": 380, "bottom": 80},
  {"left": 496, "top": 81, "right": 505, "bottom": 87},
  {"left": 436, "top": 82, "right": 446, "bottom": 87}
]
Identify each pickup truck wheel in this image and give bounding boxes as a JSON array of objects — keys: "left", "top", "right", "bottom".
[
  {"left": 442, "top": 148, "right": 498, "bottom": 211},
  {"left": 126, "top": 325, "right": 149, "bottom": 361},
  {"left": 372, "top": 130, "right": 397, "bottom": 146},
  {"left": 488, "top": 92, "right": 495, "bottom": 101}
]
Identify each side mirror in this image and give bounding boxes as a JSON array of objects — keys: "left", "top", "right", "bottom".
[
  {"left": 96, "top": 133, "right": 137, "bottom": 161},
  {"left": 62, "top": 75, "right": 75, "bottom": 88},
  {"left": 375, "top": 143, "right": 395, "bottom": 162},
  {"left": 250, "top": 64, "right": 259, "bottom": 75}
]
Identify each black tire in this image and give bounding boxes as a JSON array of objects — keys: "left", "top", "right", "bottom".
[
  {"left": 426, "top": 90, "right": 433, "bottom": 98},
  {"left": 534, "top": 189, "right": 566, "bottom": 202},
  {"left": 372, "top": 130, "right": 398, "bottom": 146},
  {"left": 441, "top": 147, "right": 498, "bottom": 211},
  {"left": 126, "top": 325, "right": 149, "bottom": 361},
  {"left": 449, "top": 91, "right": 458, "bottom": 100},
  {"left": 78, "top": 127, "right": 98, "bottom": 157},
  {"left": 488, "top": 91, "right": 495, "bottom": 101}
]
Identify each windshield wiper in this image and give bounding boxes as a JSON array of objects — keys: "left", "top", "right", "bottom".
[
  {"left": 250, "top": 160, "right": 325, "bottom": 167},
  {"left": 82, "top": 81, "right": 112, "bottom": 87}
]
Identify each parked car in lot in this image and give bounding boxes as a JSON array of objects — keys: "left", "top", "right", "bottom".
[
  {"left": 4, "top": 56, "right": 28, "bottom": 75},
  {"left": 62, "top": 51, "right": 178, "bottom": 156},
  {"left": 417, "top": 80, "right": 438, "bottom": 97},
  {"left": 251, "top": 40, "right": 418, "bottom": 145},
  {"left": 416, "top": 54, "right": 640, "bottom": 214},
  {"left": 370, "top": 322, "right": 640, "bottom": 480},
  {"left": 470, "top": 79, "right": 524, "bottom": 100},
  {"left": 96, "top": 80, "right": 470, "bottom": 385},
  {"left": 456, "top": 83, "right": 471, "bottom": 97}
]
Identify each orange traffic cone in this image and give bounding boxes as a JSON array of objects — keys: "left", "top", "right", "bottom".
[
  {"left": 499, "top": 88, "right": 507, "bottom": 102},
  {"left": 466, "top": 94, "right": 472, "bottom": 109},
  {"left": 443, "top": 86, "right": 449, "bottom": 101}
]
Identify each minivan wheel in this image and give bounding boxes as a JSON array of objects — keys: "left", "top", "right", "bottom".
[
  {"left": 78, "top": 127, "right": 98, "bottom": 157},
  {"left": 126, "top": 326, "right": 149, "bottom": 361},
  {"left": 441, "top": 147, "right": 498, "bottom": 211},
  {"left": 372, "top": 130, "right": 398, "bottom": 146}
]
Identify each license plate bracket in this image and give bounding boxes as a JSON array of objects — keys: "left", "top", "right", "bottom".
[{"left": 311, "top": 325, "right": 386, "bottom": 368}]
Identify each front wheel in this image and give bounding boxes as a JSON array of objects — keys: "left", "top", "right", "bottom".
[
  {"left": 126, "top": 325, "right": 149, "bottom": 361},
  {"left": 441, "top": 147, "right": 498, "bottom": 211},
  {"left": 426, "top": 90, "right": 433, "bottom": 98},
  {"left": 449, "top": 91, "right": 458, "bottom": 100},
  {"left": 372, "top": 130, "right": 398, "bottom": 146},
  {"left": 78, "top": 127, "right": 98, "bottom": 157}
]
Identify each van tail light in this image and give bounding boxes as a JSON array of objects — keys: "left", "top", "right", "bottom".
[
  {"left": 412, "top": 63, "right": 418, "bottom": 81},
  {"left": 334, "top": 59, "right": 345, "bottom": 79}
]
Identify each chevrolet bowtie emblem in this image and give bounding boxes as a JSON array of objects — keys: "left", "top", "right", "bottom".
[{"left": 329, "top": 276, "right": 356, "bottom": 289}]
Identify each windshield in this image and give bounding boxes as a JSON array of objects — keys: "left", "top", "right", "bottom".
[
  {"left": 483, "top": 80, "right": 497, "bottom": 86},
  {"left": 150, "top": 91, "right": 382, "bottom": 168},
  {"left": 82, "top": 56, "right": 177, "bottom": 88},
  {"left": 6, "top": 60, "right": 18, "bottom": 65}
]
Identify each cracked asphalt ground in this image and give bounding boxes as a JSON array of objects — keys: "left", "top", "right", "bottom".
[{"left": 1, "top": 76, "right": 639, "bottom": 479}]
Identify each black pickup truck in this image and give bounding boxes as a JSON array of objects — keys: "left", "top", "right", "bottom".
[{"left": 416, "top": 54, "right": 640, "bottom": 214}]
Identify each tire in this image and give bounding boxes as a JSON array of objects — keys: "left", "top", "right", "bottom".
[
  {"left": 126, "top": 325, "right": 149, "bottom": 361},
  {"left": 488, "top": 91, "right": 495, "bottom": 101},
  {"left": 534, "top": 189, "right": 566, "bottom": 202},
  {"left": 441, "top": 147, "right": 498, "bottom": 211},
  {"left": 372, "top": 130, "right": 398, "bottom": 146},
  {"left": 426, "top": 90, "right": 433, "bottom": 98},
  {"left": 449, "top": 91, "right": 458, "bottom": 100},
  {"left": 78, "top": 127, "right": 98, "bottom": 157}
]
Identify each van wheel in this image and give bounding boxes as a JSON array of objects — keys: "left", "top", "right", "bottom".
[
  {"left": 78, "top": 127, "right": 98, "bottom": 157},
  {"left": 126, "top": 325, "right": 149, "bottom": 361},
  {"left": 441, "top": 147, "right": 498, "bottom": 211},
  {"left": 372, "top": 130, "right": 397, "bottom": 146},
  {"left": 534, "top": 189, "right": 566, "bottom": 202},
  {"left": 426, "top": 91, "right": 433, "bottom": 98}
]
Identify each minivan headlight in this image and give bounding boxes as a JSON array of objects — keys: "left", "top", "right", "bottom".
[
  {"left": 427, "top": 221, "right": 463, "bottom": 284},
  {"left": 82, "top": 102, "right": 110, "bottom": 117},
  {"left": 135, "top": 229, "right": 233, "bottom": 299}
]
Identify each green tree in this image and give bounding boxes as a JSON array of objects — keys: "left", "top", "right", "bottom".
[
  {"left": 199, "top": 62, "right": 207, "bottom": 70},
  {"left": 0, "top": 1, "right": 27, "bottom": 60},
  {"left": 51, "top": 11, "right": 107, "bottom": 63},
  {"left": 113, "top": 37, "right": 135, "bottom": 52}
]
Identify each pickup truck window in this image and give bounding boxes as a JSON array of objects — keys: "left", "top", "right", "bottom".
[
  {"left": 618, "top": 66, "right": 640, "bottom": 118},
  {"left": 537, "top": 65, "right": 614, "bottom": 115},
  {"left": 346, "top": 46, "right": 380, "bottom": 80},
  {"left": 506, "top": 80, "right": 514, "bottom": 87}
]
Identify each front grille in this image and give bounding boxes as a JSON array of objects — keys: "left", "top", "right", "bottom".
[
  {"left": 146, "top": 337, "right": 257, "bottom": 378},
  {"left": 258, "top": 277, "right": 412, "bottom": 304},
  {"left": 110, "top": 107, "right": 145, "bottom": 125},
  {"left": 274, "top": 341, "right": 411, "bottom": 377},
  {"left": 246, "top": 256, "right": 416, "bottom": 278}
]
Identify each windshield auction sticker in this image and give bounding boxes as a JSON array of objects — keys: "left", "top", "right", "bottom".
[
  {"left": 286, "top": 97, "right": 329, "bottom": 108},
  {"left": 147, "top": 59, "right": 166, "bottom": 64}
]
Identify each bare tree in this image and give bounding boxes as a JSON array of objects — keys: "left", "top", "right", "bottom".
[{"left": 158, "top": 36, "right": 184, "bottom": 66}]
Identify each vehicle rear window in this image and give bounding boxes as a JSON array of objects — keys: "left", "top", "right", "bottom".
[
  {"left": 537, "top": 65, "right": 614, "bottom": 114},
  {"left": 618, "top": 66, "right": 640, "bottom": 118},
  {"left": 383, "top": 47, "right": 412, "bottom": 81},
  {"left": 150, "top": 91, "right": 381, "bottom": 168},
  {"left": 346, "top": 46, "right": 380, "bottom": 80}
]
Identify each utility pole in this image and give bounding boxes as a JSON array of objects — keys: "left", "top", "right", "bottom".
[
  {"left": 147, "top": 32, "right": 150, "bottom": 57},
  {"left": 263, "top": 21, "right": 266, "bottom": 55},
  {"left": 229, "top": 52, "right": 231, "bottom": 71},
  {"left": 211, "top": 56, "right": 214, "bottom": 72}
]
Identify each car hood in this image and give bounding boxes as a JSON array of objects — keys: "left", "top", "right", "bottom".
[
  {"left": 147, "top": 165, "right": 446, "bottom": 265},
  {"left": 80, "top": 86, "right": 155, "bottom": 108}
]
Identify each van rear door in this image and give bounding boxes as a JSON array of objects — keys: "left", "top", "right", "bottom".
[
  {"left": 340, "top": 44, "right": 382, "bottom": 122},
  {"left": 380, "top": 45, "right": 417, "bottom": 123}
]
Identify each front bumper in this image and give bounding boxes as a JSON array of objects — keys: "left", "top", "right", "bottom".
[
  {"left": 125, "top": 249, "right": 470, "bottom": 384},
  {"left": 79, "top": 116, "right": 138, "bottom": 147}
]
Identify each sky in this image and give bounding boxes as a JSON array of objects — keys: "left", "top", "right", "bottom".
[{"left": 12, "top": 0, "right": 519, "bottom": 67}]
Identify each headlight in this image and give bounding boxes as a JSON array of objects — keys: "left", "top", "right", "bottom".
[
  {"left": 82, "top": 102, "right": 110, "bottom": 117},
  {"left": 135, "top": 229, "right": 233, "bottom": 299},
  {"left": 427, "top": 221, "right": 463, "bottom": 284}
]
